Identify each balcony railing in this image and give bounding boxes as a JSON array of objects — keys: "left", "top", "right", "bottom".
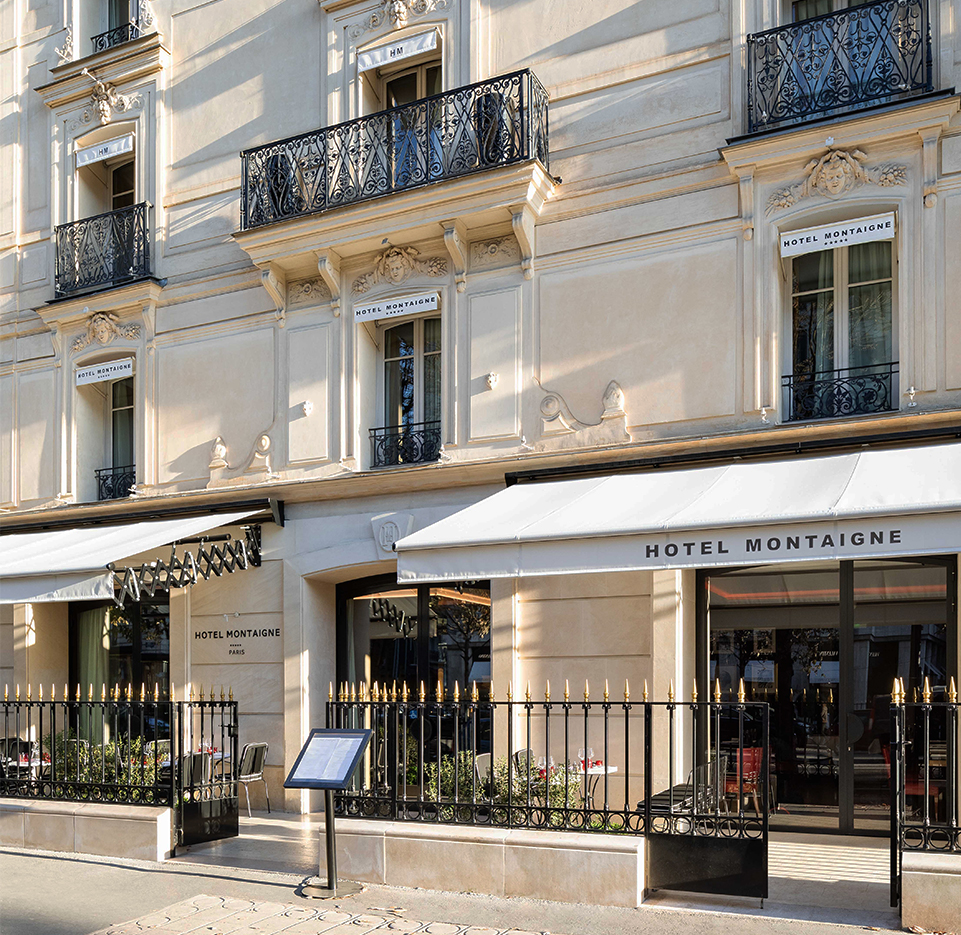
[
  {"left": 746, "top": 0, "right": 932, "bottom": 133},
  {"left": 370, "top": 421, "right": 441, "bottom": 468},
  {"left": 783, "top": 361, "right": 898, "bottom": 421},
  {"left": 96, "top": 464, "right": 136, "bottom": 500},
  {"left": 55, "top": 203, "right": 150, "bottom": 298},
  {"left": 91, "top": 21, "right": 144, "bottom": 54},
  {"left": 240, "top": 69, "right": 549, "bottom": 230}
]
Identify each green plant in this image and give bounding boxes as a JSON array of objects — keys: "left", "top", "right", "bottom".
[{"left": 43, "top": 728, "right": 160, "bottom": 795}]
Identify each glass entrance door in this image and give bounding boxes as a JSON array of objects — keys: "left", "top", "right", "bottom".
[{"left": 705, "top": 558, "right": 954, "bottom": 834}]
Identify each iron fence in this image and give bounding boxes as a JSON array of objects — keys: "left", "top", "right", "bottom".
[
  {"left": 91, "top": 21, "right": 144, "bottom": 54},
  {"left": 55, "top": 202, "right": 150, "bottom": 298},
  {"left": 96, "top": 464, "right": 136, "bottom": 501},
  {"left": 746, "top": 0, "right": 933, "bottom": 133},
  {"left": 241, "top": 69, "right": 549, "bottom": 230},
  {"left": 0, "top": 689, "right": 239, "bottom": 846},
  {"left": 890, "top": 679, "right": 960, "bottom": 906},
  {"left": 783, "top": 361, "right": 898, "bottom": 421},
  {"left": 328, "top": 682, "right": 770, "bottom": 844},
  {"left": 370, "top": 421, "right": 442, "bottom": 468}
]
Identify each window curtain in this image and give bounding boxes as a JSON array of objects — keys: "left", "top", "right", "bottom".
[
  {"left": 77, "top": 606, "right": 110, "bottom": 743},
  {"left": 848, "top": 241, "right": 893, "bottom": 371}
]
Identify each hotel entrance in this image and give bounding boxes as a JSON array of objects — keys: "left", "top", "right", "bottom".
[{"left": 702, "top": 558, "right": 956, "bottom": 834}]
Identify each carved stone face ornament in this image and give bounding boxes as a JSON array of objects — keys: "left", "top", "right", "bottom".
[
  {"left": 72, "top": 311, "right": 141, "bottom": 352},
  {"left": 352, "top": 246, "right": 447, "bottom": 293}
]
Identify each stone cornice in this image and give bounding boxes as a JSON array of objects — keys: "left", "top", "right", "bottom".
[
  {"left": 38, "top": 279, "right": 164, "bottom": 329},
  {"left": 36, "top": 32, "right": 168, "bottom": 108}
]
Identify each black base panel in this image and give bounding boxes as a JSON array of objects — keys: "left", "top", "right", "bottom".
[
  {"left": 181, "top": 797, "right": 239, "bottom": 846},
  {"left": 647, "top": 835, "right": 767, "bottom": 898}
]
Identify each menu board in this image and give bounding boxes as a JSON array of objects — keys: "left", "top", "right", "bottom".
[{"left": 284, "top": 729, "right": 372, "bottom": 790}]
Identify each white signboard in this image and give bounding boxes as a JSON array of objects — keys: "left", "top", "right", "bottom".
[
  {"left": 357, "top": 30, "right": 438, "bottom": 73},
  {"left": 355, "top": 292, "right": 439, "bottom": 324},
  {"left": 76, "top": 135, "right": 134, "bottom": 168},
  {"left": 779, "top": 213, "right": 895, "bottom": 258},
  {"left": 76, "top": 357, "right": 134, "bottom": 386}
]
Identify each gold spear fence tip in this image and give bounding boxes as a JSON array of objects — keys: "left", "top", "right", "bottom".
[
  {"left": 64, "top": 684, "right": 68, "bottom": 702},
  {"left": 141, "top": 683, "right": 146, "bottom": 702},
  {"left": 714, "top": 678, "right": 722, "bottom": 703},
  {"left": 584, "top": 679, "right": 590, "bottom": 702},
  {"left": 16, "top": 684, "right": 20, "bottom": 701},
  {"left": 189, "top": 685, "right": 194, "bottom": 701},
  {"left": 114, "top": 683, "right": 119, "bottom": 701},
  {"left": 76, "top": 683, "right": 81, "bottom": 701},
  {"left": 402, "top": 681, "right": 409, "bottom": 702},
  {"left": 525, "top": 681, "right": 531, "bottom": 703},
  {"left": 3, "top": 685, "right": 7, "bottom": 702},
  {"left": 668, "top": 679, "right": 675, "bottom": 703},
  {"left": 154, "top": 683, "right": 160, "bottom": 702},
  {"left": 643, "top": 679, "right": 649, "bottom": 702},
  {"left": 454, "top": 682, "right": 460, "bottom": 703},
  {"left": 88, "top": 683, "right": 94, "bottom": 701},
  {"left": 738, "top": 678, "right": 746, "bottom": 704},
  {"left": 38, "top": 684, "right": 43, "bottom": 702},
  {"left": 564, "top": 679, "right": 570, "bottom": 702},
  {"left": 604, "top": 679, "right": 610, "bottom": 702},
  {"left": 52, "top": 684, "right": 56, "bottom": 701},
  {"left": 26, "top": 684, "right": 31, "bottom": 701},
  {"left": 949, "top": 677, "right": 958, "bottom": 704},
  {"left": 692, "top": 679, "right": 698, "bottom": 704},
  {"left": 624, "top": 679, "right": 630, "bottom": 702},
  {"left": 419, "top": 681, "right": 426, "bottom": 703},
  {"left": 507, "top": 681, "right": 514, "bottom": 701},
  {"left": 229, "top": 686, "right": 234, "bottom": 701},
  {"left": 923, "top": 676, "right": 932, "bottom": 704},
  {"left": 472, "top": 681, "right": 479, "bottom": 703},
  {"left": 329, "top": 683, "right": 334, "bottom": 702},
  {"left": 220, "top": 685, "right": 225, "bottom": 702},
  {"left": 545, "top": 680, "right": 551, "bottom": 702}
]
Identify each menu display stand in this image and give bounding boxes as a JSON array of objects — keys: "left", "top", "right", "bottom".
[{"left": 284, "top": 728, "right": 373, "bottom": 898}]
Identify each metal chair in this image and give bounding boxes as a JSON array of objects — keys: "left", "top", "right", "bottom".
[{"left": 238, "top": 742, "right": 270, "bottom": 817}]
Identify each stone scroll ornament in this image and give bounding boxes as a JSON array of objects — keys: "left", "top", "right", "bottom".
[
  {"left": 349, "top": 0, "right": 451, "bottom": 37},
  {"left": 766, "top": 148, "right": 906, "bottom": 215},
  {"left": 352, "top": 246, "right": 447, "bottom": 294},
  {"left": 72, "top": 312, "right": 141, "bottom": 351},
  {"left": 77, "top": 69, "right": 144, "bottom": 127}
]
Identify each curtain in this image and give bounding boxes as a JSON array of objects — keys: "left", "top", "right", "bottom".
[
  {"left": 848, "top": 241, "right": 893, "bottom": 371},
  {"left": 77, "top": 606, "right": 110, "bottom": 743}
]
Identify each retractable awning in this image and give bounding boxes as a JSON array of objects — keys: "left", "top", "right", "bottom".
[
  {"left": 394, "top": 442, "right": 961, "bottom": 582},
  {"left": 0, "top": 509, "right": 260, "bottom": 603}
]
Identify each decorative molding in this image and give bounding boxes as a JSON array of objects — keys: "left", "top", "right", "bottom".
[
  {"left": 244, "top": 433, "right": 276, "bottom": 476},
  {"left": 72, "top": 311, "right": 141, "bottom": 352},
  {"left": 470, "top": 236, "right": 519, "bottom": 270},
  {"left": 208, "top": 436, "right": 228, "bottom": 470},
  {"left": 535, "top": 379, "right": 631, "bottom": 451},
  {"left": 511, "top": 204, "right": 535, "bottom": 279},
  {"left": 138, "top": 0, "right": 156, "bottom": 31},
  {"left": 260, "top": 264, "right": 287, "bottom": 327},
  {"left": 347, "top": 0, "right": 451, "bottom": 38},
  {"left": 317, "top": 249, "right": 342, "bottom": 316},
  {"left": 54, "top": 25, "right": 74, "bottom": 65},
  {"left": 442, "top": 220, "right": 467, "bottom": 293},
  {"left": 288, "top": 277, "right": 332, "bottom": 307},
  {"left": 73, "top": 69, "right": 144, "bottom": 129},
  {"left": 766, "top": 148, "right": 907, "bottom": 215},
  {"left": 351, "top": 246, "right": 447, "bottom": 294}
]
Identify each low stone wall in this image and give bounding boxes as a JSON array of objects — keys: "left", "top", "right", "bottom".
[
  {"left": 331, "top": 819, "right": 646, "bottom": 907},
  {"left": 901, "top": 851, "right": 961, "bottom": 934},
  {"left": 0, "top": 798, "right": 174, "bottom": 861}
]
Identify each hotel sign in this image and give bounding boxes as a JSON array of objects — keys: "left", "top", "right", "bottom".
[
  {"left": 76, "top": 135, "right": 133, "bottom": 168},
  {"left": 355, "top": 292, "right": 439, "bottom": 324},
  {"left": 76, "top": 357, "right": 134, "bottom": 386},
  {"left": 779, "top": 212, "right": 895, "bottom": 258},
  {"left": 357, "top": 30, "right": 438, "bottom": 73}
]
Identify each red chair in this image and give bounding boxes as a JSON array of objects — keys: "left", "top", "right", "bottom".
[
  {"left": 882, "top": 745, "right": 941, "bottom": 816},
  {"left": 725, "top": 747, "right": 764, "bottom": 817}
]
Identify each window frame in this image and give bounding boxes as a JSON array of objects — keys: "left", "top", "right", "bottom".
[
  {"left": 107, "top": 375, "right": 135, "bottom": 470},
  {"left": 376, "top": 313, "right": 442, "bottom": 430}
]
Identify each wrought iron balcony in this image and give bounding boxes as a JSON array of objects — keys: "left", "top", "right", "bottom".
[
  {"left": 96, "top": 464, "right": 136, "bottom": 500},
  {"left": 91, "top": 21, "right": 144, "bottom": 54},
  {"left": 240, "top": 69, "right": 549, "bottom": 230},
  {"left": 370, "top": 421, "right": 441, "bottom": 468},
  {"left": 783, "top": 362, "right": 898, "bottom": 421},
  {"left": 55, "top": 203, "right": 150, "bottom": 298},
  {"left": 746, "top": 0, "right": 932, "bottom": 133}
]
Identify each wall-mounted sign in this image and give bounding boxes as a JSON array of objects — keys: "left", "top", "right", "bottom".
[
  {"left": 76, "top": 135, "right": 134, "bottom": 168},
  {"left": 76, "top": 357, "right": 134, "bottom": 386},
  {"left": 191, "top": 622, "right": 283, "bottom": 663},
  {"left": 779, "top": 212, "right": 895, "bottom": 258},
  {"left": 357, "top": 30, "right": 438, "bottom": 73},
  {"left": 355, "top": 292, "right": 439, "bottom": 324}
]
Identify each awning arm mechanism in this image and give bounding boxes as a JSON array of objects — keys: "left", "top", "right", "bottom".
[{"left": 108, "top": 524, "right": 262, "bottom": 606}]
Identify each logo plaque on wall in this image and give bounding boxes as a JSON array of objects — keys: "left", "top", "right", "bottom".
[{"left": 371, "top": 512, "right": 414, "bottom": 555}]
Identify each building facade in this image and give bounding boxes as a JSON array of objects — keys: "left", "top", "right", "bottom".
[{"left": 2, "top": 0, "right": 960, "bottom": 901}]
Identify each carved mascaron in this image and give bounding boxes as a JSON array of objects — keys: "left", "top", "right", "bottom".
[
  {"left": 72, "top": 312, "right": 141, "bottom": 352},
  {"left": 352, "top": 246, "right": 447, "bottom": 294}
]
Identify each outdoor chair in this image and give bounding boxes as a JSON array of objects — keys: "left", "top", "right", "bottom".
[
  {"left": 238, "top": 742, "right": 270, "bottom": 817},
  {"left": 474, "top": 752, "right": 492, "bottom": 794},
  {"left": 725, "top": 747, "right": 764, "bottom": 817}
]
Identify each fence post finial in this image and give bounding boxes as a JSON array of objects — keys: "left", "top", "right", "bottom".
[
  {"left": 329, "top": 683, "right": 334, "bottom": 702},
  {"left": 714, "top": 678, "right": 722, "bottom": 703},
  {"left": 584, "top": 679, "right": 589, "bottom": 702},
  {"left": 624, "top": 679, "right": 630, "bottom": 703},
  {"left": 923, "top": 676, "right": 932, "bottom": 703},
  {"left": 26, "top": 684, "right": 31, "bottom": 701},
  {"left": 643, "top": 679, "right": 649, "bottom": 702},
  {"left": 738, "top": 678, "right": 746, "bottom": 704},
  {"left": 564, "top": 679, "right": 570, "bottom": 702},
  {"left": 392, "top": 680, "right": 398, "bottom": 702},
  {"left": 419, "top": 680, "right": 426, "bottom": 703},
  {"left": 229, "top": 686, "right": 234, "bottom": 701},
  {"left": 507, "top": 681, "right": 513, "bottom": 702},
  {"left": 64, "top": 683, "right": 69, "bottom": 702},
  {"left": 16, "top": 684, "right": 20, "bottom": 701},
  {"left": 3, "top": 685, "right": 7, "bottom": 702},
  {"left": 949, "top": 676, "right": 958, "bottom": 704},
  {"left": 691, "top": 679, "right": 698, "bottom": 704},
  {"left": 402, "top": 681, "right": 409, "bottom": 703},
  {"left": 545, "top": 680, "right": 550, "bottom": 703},
  {"left": 668, "top": 679, "right": 675, "bottom": 703},
  {"left": 454, "top": 681, "right": 460, "bottom": 703},
  {"left": 38, "top": 684, "right": 43, "bottom": 702},
  {"left": 604, "top": 679, "right": 610, "bottom": 703},
  {"left": 154, "top": 683, "right": 160, "bottom": 702},
  {"left": 372, "top": 681, "right": 379, "bottom": 703},
  {"left": 141, "top": 683, "right": 146, "bottom": 702},
  {"left": 472, "top": 680, "right": 479, "bottom": 703},
  {"left": 220, "top": 685, "right": 225, "bottom": 702},
  {"left": 436, "top": 677, "right": 443, "bottom": 703},
  {"left": 51, "top": 684, "right": 56, "bottom": 701},
  {"left": 892, "top": 677, "right": 901, "bottom": 703},
  {"left": 525, "top": 681, "right": 531, "bottom": 703},
  {"left": 189, "top": 685, "right": 194, "bottom": 701},
  {"left": 88, "top": 683, "right": 93, "bottom": 701}
]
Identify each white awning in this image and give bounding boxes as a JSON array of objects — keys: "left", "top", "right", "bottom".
[
  {"left": 357, "top": 29, "right": 438, "bottom": 73},
  {"left": 0, "top": 509, "right": 259, "bottom": 603},
  {"left": 395, "top": 443, "right": 961, "bottom": 582}
]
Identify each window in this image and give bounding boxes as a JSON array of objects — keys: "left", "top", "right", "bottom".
[
  {"left": 791, "top": 0, "right": 873, "bottom": 20},
  {"left": 382, "top": 61, "right": 443, "bottom": 187},
  {"left": 96, "top": 376, "right": 135, "bottom": 499},
  {"left": 371, "top": 316, "right": 442, "bottom": 466},
  {"left": 786, "top": 242, "right": 897, "bottom": 420},
  {"left": 110, "top": 159, "right": 135, "bottom": 210},
  {"left": 107, "top": 0, "right": 130, "bottom": 31}
]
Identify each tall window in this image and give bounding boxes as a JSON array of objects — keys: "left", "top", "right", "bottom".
[
  {"left": 791, "top": 0, "right": 873, "bottom": 20},
  {"left": 787, "top": 242, "right": 896, "bottom": 420},
  {"left": 107, "top": 0, "right": 130, "bottom": 30},
  {"left": 383, "top": 61, "right": 442, "bottom": 187},
  {"left": 110, "top": 160, "right": 135, "bottom": 211},
  {"left": 110, "top": 376, "right": 134, "bottom": 470}
]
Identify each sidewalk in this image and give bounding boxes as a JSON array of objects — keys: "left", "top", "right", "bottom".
[{"left": 0, "top": 813, "right": 904, "bottom": 935}]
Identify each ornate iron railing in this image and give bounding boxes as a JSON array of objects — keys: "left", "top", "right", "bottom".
[
  {"left": 329, "top": 686, "right": 770, "bottom": 896},
  {"left": 0, "top": 692, "right": 239, "bottom": 845},
  {"left": 746, "top": 0, "right": 933, "bottom": 133},
  {"left": 783, "top": 361, "right": 898, "bottom": 421},
  {"left": 890, "top": 682, "right": 959, "bottom": 906},
  {"left": 370, "top": 420, "right": 441, "bottom": 468},
  {"left": 91, "top": 21, "right": 143, "bottom": 54},
  {"left": 55, "top": 203, "right": 150, "bottom": 297},
  {"left": 241, "top": 69, "right": 549, "bottom": 230},
  {"left": 96, "top": 464, "right": 136, "bottom": 500}
]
